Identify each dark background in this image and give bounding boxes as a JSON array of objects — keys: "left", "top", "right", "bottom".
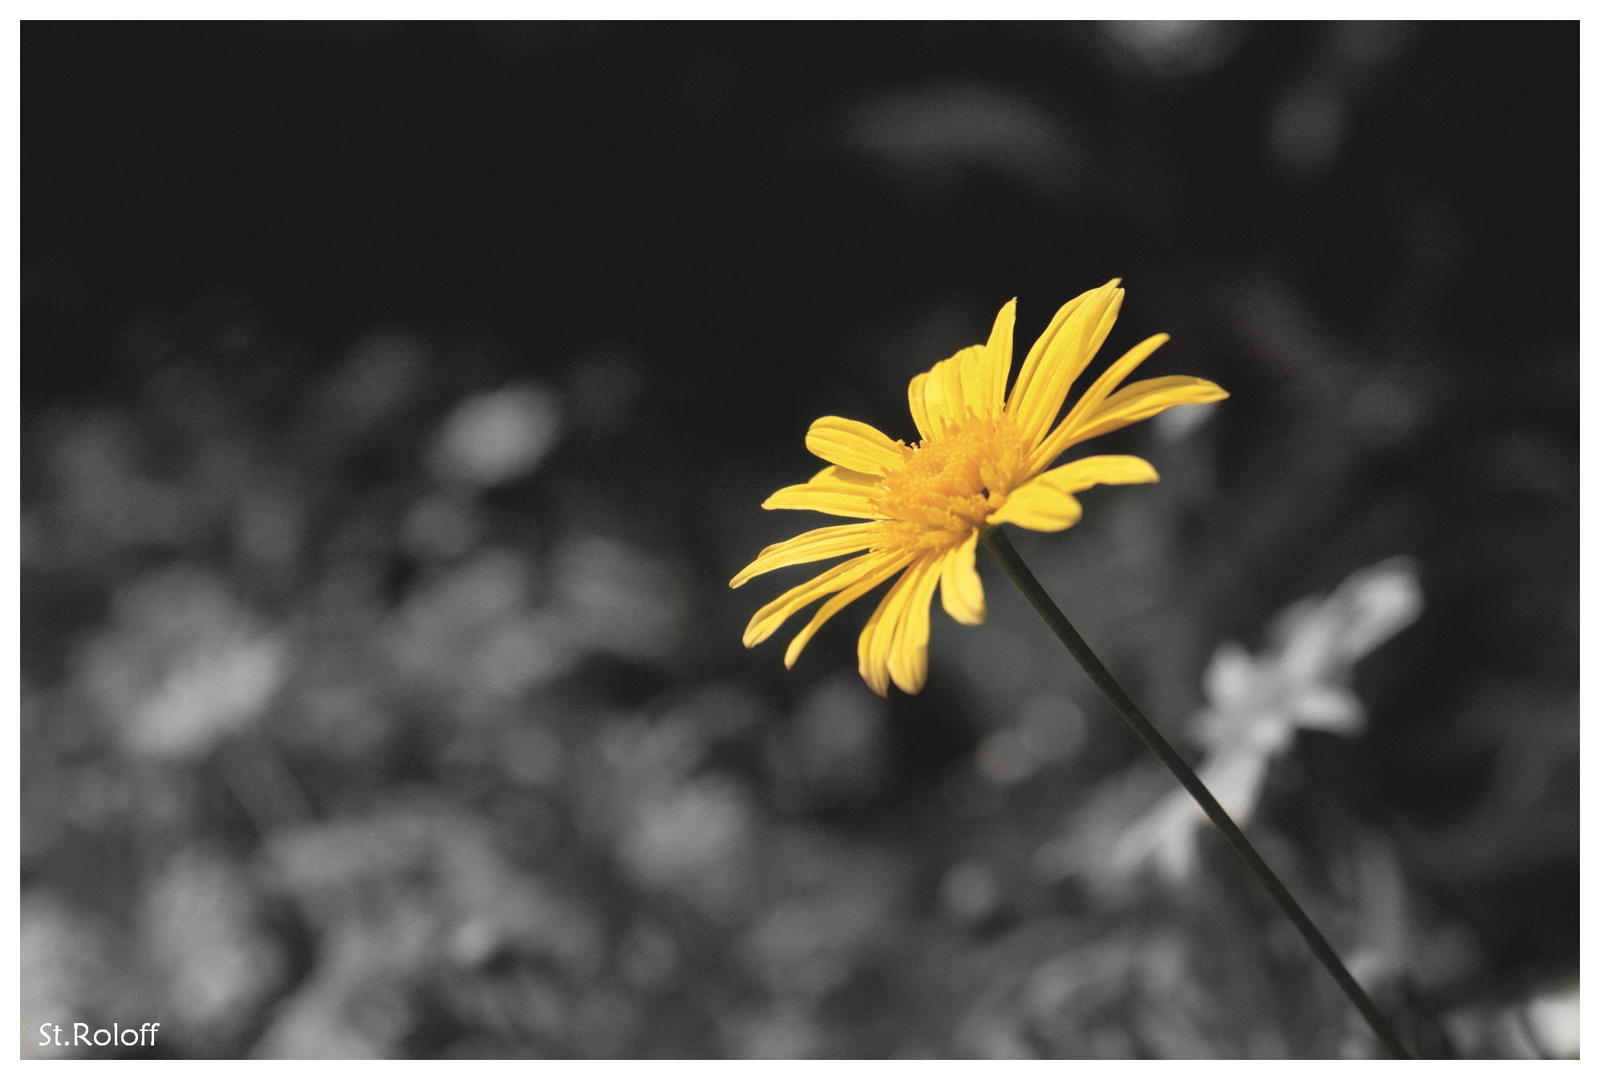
[{"left": 22, "top": 22, "right": 1577, "bottom": 1058}]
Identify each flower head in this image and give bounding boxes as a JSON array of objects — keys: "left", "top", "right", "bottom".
[{"left": 732, "top": 281, "right": 1228, "bottom": 695}]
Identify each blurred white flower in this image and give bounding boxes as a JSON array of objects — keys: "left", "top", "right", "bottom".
[
  {"left": 79, "top": 567, "right": 287, "bottom": 759},
  {"left": 1111, "top": 556, "right": 1423, "bottom": 880},
  {"left": 429, "top": 383, "right": 562, "bottom": 487}
]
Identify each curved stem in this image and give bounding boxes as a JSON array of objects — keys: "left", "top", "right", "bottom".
[{"left": 980, "top": 526, "right": 1414, "bottom": 1059}]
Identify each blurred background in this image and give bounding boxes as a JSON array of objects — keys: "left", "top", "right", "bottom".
[{"left": 20, "top": 21, "right": 1576, "bottom": 1058}]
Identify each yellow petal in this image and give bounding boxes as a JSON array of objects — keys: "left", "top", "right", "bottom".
[
  {"left": 1007, "top": 289, "right": 1090, "bottom": 421},
  {"left": 855, "top": 581, "right": 902, "bottom": 697},
  {"left": 808, "top": 464, "right": 878, "bottom": 484},
  {"left": 921, "top": 345, "right": 980, "bottom": 436},
  {"left": 887, "top": 555, "right": 944, "bottom": 694},
  {"left": 743, "top": 552, "right": 881, "bottom": 647},
  {"left": 1007, "top": 282, "right": 1124, "bottom": 453},
  {"left": 1029, "top": 332, "right": 1170, "bottom": 470},
  {"left": 729, "top": 522, "right": 879, "bottom": 588},
  {"left": 907, "top": 371, "right": 935, "bottom": 441},
  {"left": 762, "top": 465, "right": 886, "bottom": 519},
  {"left": 783, "top": 549, "right": 915, "bottom": 669},
  {"left": 987, "top": 484, "right": 1084, "bottom": 532},
  {"left": 1030, "top": 454, "right": 1159, "bottom": 494},
  {"left": 980, "top": 299, "right": 1016, "bottom": 414},
  {"left": 925, "top": 308, "right": 1010, "bottom": 429},
  {"left": 1081, "top": 290, "right": 1122, "bottom": 377},
  {"left": 856, "top": 556, "right": 935, "bottom": 696},
  {"left": 762, "top": 486, "right": 883, "bottom": 519},
  {"left": 1060, "top": 376, "right": 1229, "bottom": 446},
  {"left": 938, "top": 529, "right": 985, "bottom": 626},
  {"left": 956, "top": 346, "right": 991, "bottom": 422},
  {"left": 805, "top": 416, "right": 910, "bottom": 475}
]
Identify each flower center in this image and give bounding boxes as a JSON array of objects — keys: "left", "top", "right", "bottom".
[{"left": 873, "top": 414, "right": 1029, "bottom": 552}]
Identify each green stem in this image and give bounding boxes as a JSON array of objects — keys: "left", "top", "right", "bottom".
[{"left": 980, "top": 526, "right": 1414, "bottom": 1059}]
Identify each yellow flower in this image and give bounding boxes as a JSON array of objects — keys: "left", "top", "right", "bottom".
[{"left": 731, "top": 280, "right": 1228, "bottom": 696}]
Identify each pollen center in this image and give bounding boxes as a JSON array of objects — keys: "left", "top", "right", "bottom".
[{"left": 874, "top": 414, "right": 1028, "bottom": 552}]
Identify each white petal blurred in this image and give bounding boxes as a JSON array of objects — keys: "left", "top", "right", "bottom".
[
  {"left": 1198, "top": 748, "right": 1272, "bottom": 825},
  {"left": 1202, "top": 641, "right": 1258, "bottom": 709},
  {"left": 1108, "top": 790, "right": 1202, "bottom": 882},
  {"left": 1289, "top": 685, "right": 1365, "bottom": 733},
  {"left": 1328, "top": 556, "right": 1424, "bottom": 665},
  {"left": 1276, "top": 600, "right": 1345, "bottom": 685},
  {"left": 1525, "top": 987, "right": 1580, "bottom": 1058}
]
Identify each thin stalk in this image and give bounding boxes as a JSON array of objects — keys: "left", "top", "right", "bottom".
[{"left": 980, "top": 525, "right": 1414, "bottom": 1059}]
